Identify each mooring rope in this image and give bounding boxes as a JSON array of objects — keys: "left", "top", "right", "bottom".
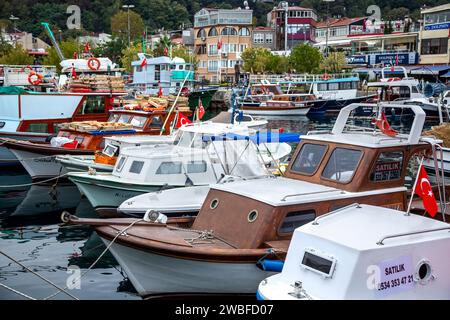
[
  {"left": 0, "top": 249, "right": 79, "bottom": 300},
  {"left": 0, "top": 155, "right": 57, "bottom": 161},
  {"left": 0, "top": 282, "right": 37, "bottom": 300},
  {"left": 44, "top": 218, "right": 144, "bottom": 300},
  {"left": 0, "top": 173, "right": 69, "bottom": 188}
]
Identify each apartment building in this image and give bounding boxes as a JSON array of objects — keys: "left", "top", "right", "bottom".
[{"left": 194, "top": 8, "right": 253, "bottom": 83}]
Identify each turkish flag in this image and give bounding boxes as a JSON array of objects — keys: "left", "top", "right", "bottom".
[
  {"left": 84, "top": 42, "right": 90, "bottom": 53},
  {"left": 175, "top": 112, "right": 192, "bottom": 128},
  {"left": 415, "top": 165, "right": 438, "bottom": 217},
  {"left": 217, "top": 40, "right": 222, "bottom": 50},
  {"left": 372, "top": 111, "right": 398, "bottom": 137},
  {"left": 157, "top": 81, "right": 163, "bottom": 97},
  {"left": 198, "top": 98, "right": 205, "bottom": 120},
  {"left": 140, "top": 57, "right": 147, "bottom": 68},
  {"left": 164, "top": 47, "right": 169, "bottom": 56},
  {"left": 72, "top": 66, "right": 77, "bottom": 79}
]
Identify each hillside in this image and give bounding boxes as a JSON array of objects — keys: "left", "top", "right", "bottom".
[{"left": 0, "top": 0, "right": 447, "bottom": 38}]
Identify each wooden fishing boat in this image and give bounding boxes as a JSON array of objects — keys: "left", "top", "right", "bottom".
[
  {"left": 1, "top": 107, "right": 183, "bottom": 180},
  {"left": 64, "top": 102, "right": 441, "bottom": 296}
]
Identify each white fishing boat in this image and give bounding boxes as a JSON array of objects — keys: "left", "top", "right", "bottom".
[
  {"left": 257, "top": 204, "right": 450, "bottom": 300},
  {"left": 63, "top": 102, "right": 443, "bottom": 297},
  {"left": 68, "top": 122, "right": 287, "bottom": 216}
]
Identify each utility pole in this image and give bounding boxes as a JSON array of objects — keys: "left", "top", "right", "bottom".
[
  {"left": 323, "top": 0, "right": 334, "bottom": 58},
  {"left": 9, "top": 15, "right": 19, "bottom": 48},
  {"left": 122, "top": 4, "right": 135, "bottom": 47}
]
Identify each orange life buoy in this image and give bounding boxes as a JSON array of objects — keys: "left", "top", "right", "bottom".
[
  {"left": 28, "top": 72, "right": 42, "bottom": 85},
  {"left": 87, "top": 57, "right": 101, "bottom": 70},
  {"left": 321, "top": 73, "right": 330, "bottom": 81}
]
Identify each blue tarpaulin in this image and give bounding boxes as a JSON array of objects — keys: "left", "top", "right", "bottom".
[
  {"left": 202, "top": 132, "right": 302, "bottom": 145},
  {"left": 410, "top": 65, "right": 450, "bottom": 75},
  {"left": 89, "top": 129, "right": 136, "bottom": 136},
  {"left": 442, "top": 71, "right": 450, "bottom": 78}
]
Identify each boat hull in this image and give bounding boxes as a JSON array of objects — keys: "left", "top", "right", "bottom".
[
  {"left": 69, "top": 174, "right": 164, "bottom": 216},
  {"left": 235, "top": 107, "right": 310, "bottom": 116},
  {"left": 102, "top": 239, "right": 273, "bottom": 296},
  {"left": 0, "top": 132, "right": 51, "bottom": 167},
  {"left": 56, "top": 155, "right": 113, "bottom": 173},
  {"left": 9, "top": 149, "right": 68, "bottom": 180}
]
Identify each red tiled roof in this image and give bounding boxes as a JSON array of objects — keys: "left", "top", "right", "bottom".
[{"left": 316, "top": 17, "right": 366, "bottom": 28}]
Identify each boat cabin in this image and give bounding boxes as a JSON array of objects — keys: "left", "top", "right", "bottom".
[
  {"left": 191, "top": 103, "right": 437, "bottom": 252},
  {"left": 258, "top": 204, "right": 450, "bottom": 300}
]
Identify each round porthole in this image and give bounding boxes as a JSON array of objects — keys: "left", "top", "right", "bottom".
[
  {"left": 210, "top": 199, "right": 219, "bottom": 210},
  {"left": 248, "top": 210, "right": 258, "bottom": 223},
  {"left": 414, "top": 260, "right": 433, "bottom": 284}
]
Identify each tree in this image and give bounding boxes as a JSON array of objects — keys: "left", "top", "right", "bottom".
[
  {"left": 240, "top": 48, "right": 273, "bottom": 74},
  {"left": 153, "top": 35, "right": 172, "bottom": 57},
  {"left": 0, "top": 45, "right": 34, "bottom": 65},
  {"left": 111, "top": 10, "right": 145, "bottom": 42},
  {"left": 92, "top": 36, "right": 127, "bottom": 63},
  {"left": 289, "top": 44, "right": 322, "bottom": 74},
  {"left": 321, "top": 52, "right": 347, "bottom": 73},
  {"left": 121, "top": 43, "right": 142, "bottom": 72},
  {"left": 267, "top": 54, "right": 290, "bottom": 74},
  {"left": 42, "top": 40, "right": 83, "bottom": 70}
]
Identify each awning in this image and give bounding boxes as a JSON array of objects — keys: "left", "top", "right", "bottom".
[
  {"left": 410, "top": 65, "right": 450, "bottom": 75},
  {"left": 352, "top": 67, "right": 415, "bottom": 75},
  {"left": 313, "top": 39, "right": 352, "bottom": 47},
  {"left": 203, "top": 132, "right": 302, "bottom": 145}
]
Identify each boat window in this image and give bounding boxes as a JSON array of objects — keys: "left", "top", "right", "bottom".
[
  {"left": 156, "top": 162, "right": 182, "bottom": 174},
  {"left": 328, "top": 83, "right": 339, "bottom": 90},
  {"left": 279, "top": 210, "right": 316, "bottom": 234},
  {"left": 79, "top": 96, "right": 105, "bottom": 114},
  {"left": 108, "top": 114, "right": 120, "bottom": 122},
  {"left": 74, "top": 137, "right": 84, "bottom": 144},
  {"left": 130, "top": 116, "right": 147, "bottom": 128},
  {"left": 301, "top": 250, "right": 335, "bottom": 278},
  {"left": 116, "top": 156, "right": 127, "bottom": 172},
  {"left": 0, "top": 121, "right": 4, "bottom": 129},
  {"left": 173, "top": 130, "right": 183, "bottom": 145},
  {"left": 370, "top": 151, "right": 403, "bottom": 182},
  {"left": 103, "top": 144, "right": 118, "bottom": 157},
  {"left": 322, "top": 148, "right": 362, "bottom": 183},
  {"left": 148, "top": 116, "right": 163, "bottom": 129},
  {"left": 129, "top": 160, "right": 145, "bottom": 174},
  {"left": 340, "top": 82, "right": 352, "bottom": 90},
  {"left": 318, "top": 83, "right": 327, "bottom": 91},
  {"left": 26, "top": 123, "right": 48, "bottom": 133},
  {"left": 177, "top": 131, "right": 195, "bottom": 148},
  {"left": 412, "top": 86, "right": 419, "bottom": 93},
  {"left": 187, "top": 161, "right": 207, "bottom": 173},
  {"left": 118, "top": 114, "right": 132, "bottom": 123},
  {"left": 291, "top": 144, "right": 327, "bottom": 175},
  {"left": 60, "top": 131, "right": 71, "bottom": 138}
]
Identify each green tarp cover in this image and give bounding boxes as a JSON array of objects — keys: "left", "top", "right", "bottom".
[{"left": 0, "top": 86, "right": 32, "bottom": 94}]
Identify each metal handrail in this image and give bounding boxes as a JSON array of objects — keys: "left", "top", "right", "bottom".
[
  {"left": 280, "top": 189, "right": 343, "bottom": 202},
  {"left": 312, "top": 203, "right": 361, "bottom": 225},
  {"left": 377, "top": 227, "right": 450, "bottom": 245}
]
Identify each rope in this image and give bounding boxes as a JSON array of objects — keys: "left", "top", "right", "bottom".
[
  {"left": 167, "top": 225, "right": 238, "bottom": 249},
  {"left": 0, "top": 282, "right": 37, "bottom": 300},
  {"left": 0, "top": 173, "right": 68, "bottom": 188},
  {"left": 0, "top": 155, "right": 57, "bottom": 161},
  {"left": 0, "top": 249, "right": 79, "bottom": 300},
  {"left": 44, "top": 218, "right": 144, "bottom": 300}
]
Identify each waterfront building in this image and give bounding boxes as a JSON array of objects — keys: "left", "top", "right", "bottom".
[
  {"left": 193, "top": 8, "right": 253, "bottom": 84},
  {"left": 419, "top": 4, "right": 450, "bottom": 65}
]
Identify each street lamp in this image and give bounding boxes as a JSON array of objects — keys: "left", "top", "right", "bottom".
[
  {"left": 323, "top": 0, "right": 334, "bottom": 58},
  {"left": 122, "top": 4, "right": 135, "bottom": 47},
  {"left": 9, "top": 15, "right": 19, "bottom": 47}
]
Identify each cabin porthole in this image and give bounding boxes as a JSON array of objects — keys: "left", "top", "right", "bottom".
[
  {"left": 210, "top": 199, "right": 219, "bottom": 210},
  {"left": 248, "top": 210, "right": 258, "bottom": 223},
  {"left": 414, "top": 260, "right": 433, "bottom": 284}
]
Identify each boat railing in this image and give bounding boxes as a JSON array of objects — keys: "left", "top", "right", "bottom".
[
  {"left": 280, "top": 189, "right": 344, "bottom": 202},
  {"left": 376, "top": 227, "right": 450, "bottom": 245},
  {"left": 249, "top": 73, "right": 359, "bottom": 84},
  {"left": 312, "top": 203, "right": 362, "bottom": 225}
]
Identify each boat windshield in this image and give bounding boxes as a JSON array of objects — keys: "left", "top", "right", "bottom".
[
  {"left": 174, "top": 131, "right": 195, "bottom": 148},
  {"left": 118, "top": 114, "right": 132, "bottom": 124},
  {"left": 130, "top": 116, "right": 147, "bottom": 128},
  {"left": 108, "top": 114, "right": 120, "bottom": 122}
]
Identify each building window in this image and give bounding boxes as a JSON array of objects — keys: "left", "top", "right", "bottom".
[
  {"left": 221, "top": 27, "right": 237, "bottom": 36},
  {"left": 265, "top": 33, "right": 273, "bottom": 44},
  {"left": 239, "top": 27, "right": 250, "bottom": 36},
  {"left": 155, "top": 65, "right": 160, "bottom": 81},
  {"left": 197, "top": 28, "right": 206, "bottom": 38},
  {"left": 208, "top": 27, "right": 218, "bottom": 37},
  {"left": 253, "top": 33, "right": 264, "bottom": 44},
  {"left": 196, "top": 44, "right": 207, "bottom": 55},
  {"left": 208, "top": 44, "right": 218, "bottom": 56},
  {"left": 421, "top": 38, "right": 448, "bottom": 55},
  {"left": 208, "top": 60, "right": 218, "bottom": 72},
  {"left": 239, "top": 44, "right": 247, "bottom": 52}
]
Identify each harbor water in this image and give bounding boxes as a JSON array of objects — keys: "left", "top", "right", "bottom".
[{"left": 0, "top": 111, "right": 436, "bottom": 300}]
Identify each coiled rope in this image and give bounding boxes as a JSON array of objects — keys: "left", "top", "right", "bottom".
[{"left": 44, "top": 218, "right": 144, "bottom": 300}]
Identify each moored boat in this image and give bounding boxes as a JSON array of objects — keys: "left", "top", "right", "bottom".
[{"left": 64, "top": 102, "right": 440, "bottom": 296}]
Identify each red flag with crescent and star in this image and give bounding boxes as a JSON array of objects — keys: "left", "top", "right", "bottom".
[
  {"left": 140, "top": 56, "right": 147, "bottom": 68},
  {"left": 415, "top": 164, "right": 438, "bottom": 217},
  {"left": 198, "top": 98, "right": 205, "bottom": 120},
  {"left": 175, "top": 113, "right": 192, "bottom": 129},
  {"left": 372, "top": 111, "right": 398, "bottom": 137}
]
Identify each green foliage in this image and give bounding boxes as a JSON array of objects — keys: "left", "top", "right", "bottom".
[
  {"left": 320, "top": 52, "right": 347, "bottom": 73},
  {"left": 111, "top": 10, "right": 145, "bottom": 41},
  {"left": 92, "top": 36, "right": 127, "bottom": 63},
  {"left": 289, "top": 44, "right": 322, "bottom": 74},
  {"left": 0, "top": 45, "right": 34, "bottom": 65},
  {"left": 42, "top": 40, "right": 82, "bottom": 70},
  {"left": 153, "top": 35, "right": 172, "bottom": 57},
  {"left": 121, "top": 43, "right": 142, "bottom": 72}
]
